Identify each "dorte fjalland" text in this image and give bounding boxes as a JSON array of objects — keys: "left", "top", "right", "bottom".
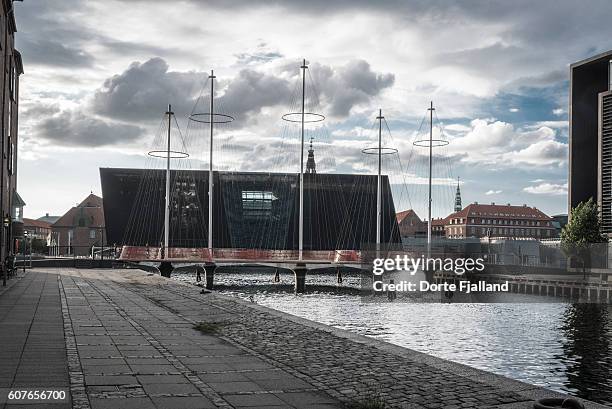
[{"left": 373, "top": 280, "right": 509, "bottom": 293}]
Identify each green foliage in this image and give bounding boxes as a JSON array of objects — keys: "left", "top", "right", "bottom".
[
  {"left": 561, "top": 198, "right": 608, "bottom": 246},
  {"left": 561, "top": 198, "right": 608, "bottom": 273},
  {"left": 29, "top": 238, "right": 48, "bottom": 254}
]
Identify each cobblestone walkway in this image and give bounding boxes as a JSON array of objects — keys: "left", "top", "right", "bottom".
[{"left": 1, "top": 270, "right": 607, "bottom": 409}]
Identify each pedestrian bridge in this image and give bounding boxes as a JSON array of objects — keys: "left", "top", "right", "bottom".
[
  {"left": 119, "top": 246, "right": 362, "bottom": 264},
  {"left": 119, "top": 245, "right": 366, "bottom": 292}
]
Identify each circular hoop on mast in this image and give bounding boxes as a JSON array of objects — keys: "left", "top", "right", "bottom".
[
  {"left": 281, "top": 112, "right": 325, "bottom": 123},
  {"left": 188, "top": 113, "right": 235, "bottom": 124},
  {"left": 147, "top": 150, "right": 190, "bottom": 159},
  {"left": 361, "top": 147, "right": 399, "bottom": 155},
  {"left": 412, "top": 139, "right": 449, "bottom": 148}
]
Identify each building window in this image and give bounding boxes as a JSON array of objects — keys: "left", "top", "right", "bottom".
[
  {"left": 8, "top": 142, "right": 14, "bottom": 175},
  {"left": 242, "top": 191, "right": 274, "bottom": 218},
  {"left": 89, "top": 229, "right": 96, "bottom": 239},
  {"left": 9, "top": 60, "right": 14, "bottom": 101}
]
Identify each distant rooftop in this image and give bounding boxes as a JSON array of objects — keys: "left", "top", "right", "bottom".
[
  {"left": 37, "top": 213, "right": 61, "bottom": 224},
  {"left": 570, "top": 49, "right": 612, "bottom": 68},
  {"left": 23, "top": 218, "right": 52, "bottom": 229},
  {"left": 449, "top": 202, "right": 552, "bottom": 220}
]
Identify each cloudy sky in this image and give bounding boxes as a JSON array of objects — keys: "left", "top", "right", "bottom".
[{"left": 14, "top": 0, "right": 612, "bottom": 220}]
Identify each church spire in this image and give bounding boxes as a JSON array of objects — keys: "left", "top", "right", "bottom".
[
  {"left": 454, "top": 176, "right": 462, "bottom": 212},
  {"left": 306, "top": 136, "right": 316, "bottom": 174}
]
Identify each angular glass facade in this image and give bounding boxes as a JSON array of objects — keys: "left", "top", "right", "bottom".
[{"left": 100, "top": 168, "right": 400, "bottom": 250}]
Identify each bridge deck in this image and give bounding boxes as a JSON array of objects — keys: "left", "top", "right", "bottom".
[{"left": 119, "top": 246, "right": 363, "bottom": 264}]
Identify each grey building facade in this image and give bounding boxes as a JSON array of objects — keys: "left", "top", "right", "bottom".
[{"left": 569, "top": 50, "right": 612, "bottom": 232}]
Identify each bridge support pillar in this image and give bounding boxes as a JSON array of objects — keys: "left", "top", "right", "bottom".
[
  {"left": 205, "top": 264, "right": 216, "bottom": 290},
  {"left": 195, "top": 265, "right": 204, "bottom": 282},
  {"left": 159, "top": 261, "right": 173, "bottom": 278},
  {"left": 336, "top": 267, "right": 342, "bottom": 284},
  {"left": 294, "top": 264, "right": 307, "bottom": 294}
]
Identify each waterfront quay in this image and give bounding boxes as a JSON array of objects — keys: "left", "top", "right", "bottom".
[{"left": 0, "top": 269, "right": 606, "bottom": 409}]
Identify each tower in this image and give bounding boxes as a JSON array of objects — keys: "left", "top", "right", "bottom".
[
  {"left": 569, "top": 50, "right": 612, "bottom": 223},
  {"left": 454, "top": 177, "right": 462, "bottom": 212},
  {"left": 306, "top": 136, "right": 316, "bottom": 174}
]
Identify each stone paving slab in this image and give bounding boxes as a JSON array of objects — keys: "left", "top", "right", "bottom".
[
  {"left": 0, "top": 272, "right": 71, "bottom": 409},
  {"left": 2, "top": 269, "right": 608, "bottom": 409}
]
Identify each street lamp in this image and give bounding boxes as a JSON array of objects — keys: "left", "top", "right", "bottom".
[{"left": 23, "top": 230, "right": 28, "bottom": 273}]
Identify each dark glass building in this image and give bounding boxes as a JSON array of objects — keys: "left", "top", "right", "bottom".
[
  {"left": 569, "top": 50, "right": 612, "bottom": 231},
  {"left": 100, "top": 168, "right": 400, "bottom": 250}
]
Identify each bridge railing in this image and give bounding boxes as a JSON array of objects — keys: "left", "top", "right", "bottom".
[{"left": 118, "top": 246, "right": 361, "bottom": 263}]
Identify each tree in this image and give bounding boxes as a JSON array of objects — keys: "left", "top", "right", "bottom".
[
  {"left": 29, "top": 238, "right": 48, "bottom": 255},
  {"left": 561, "top": 198, "right": 608, "bottom": 279}
]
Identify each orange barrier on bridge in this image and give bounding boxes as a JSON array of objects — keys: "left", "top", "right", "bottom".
[{"left": 118, "top": 246, "right": 361, "bottom": 264}]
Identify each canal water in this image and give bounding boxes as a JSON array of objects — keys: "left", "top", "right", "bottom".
[{"left": 172, "top": 270, "right": 612, "bottom": 406}]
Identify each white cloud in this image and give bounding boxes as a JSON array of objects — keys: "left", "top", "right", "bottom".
[
  {"left": 445, "top": 119, "right": 567, "bottom": 167},
  {"left": 523, "top": 182, "right": 568, "bottom": 195},
  {"left": 528, "top": 121, "right": 568, "bottom": 130},
  {"left": 552, "top": 108, "right": 565, "bottom": 116},
  {"left": 509, "top": 108, "right": 519, "bottom": 113},
  {"left": 485, "top": 189, "right": 502, "bottom": 195}
]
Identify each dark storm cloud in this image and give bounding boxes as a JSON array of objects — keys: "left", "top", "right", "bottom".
[
  {"left": 14, "top": 0, "right": 96, "bottom": 67},
  {"left": 91, "top": 57, "right": 394, "bottom": 123},
  {"left": 18, "top": 36, "right": 95, "bottom": 67},
  {"left": 22, "top": 103, "right": 61, "bottom": 119},
  {"left": 110, "top": 0, "right": 608, "bottom": 25},
  {"left": 309, "top": 60, "right": 395, "bottom": 117},
  {"left": 92, "top": 58, "right": 203, "bottom": 121},
  {"left": 37, "top": 110, "right": 144, "bottom": 147},
  {"left": 100, "top": 40, "right": 174, "bottom": 57},
  {"left": 216, "top": 69, "right": 292, "bottom": 122},
  {"left": 14, "top": 0, "right": 175, "bottom": 68}
]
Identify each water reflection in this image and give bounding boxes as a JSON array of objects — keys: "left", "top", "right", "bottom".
[
  {"left": 172, "top": 271, "right": 612, "bottom": 405},
  {"left": 560, "top": 304, "right": 612, "bottom": 405}
]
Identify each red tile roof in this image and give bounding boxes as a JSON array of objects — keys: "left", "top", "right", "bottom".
[
  {"left": 396, "top": 209, "right": 419, "bottom": 223},
  {"left": 23, "top": 218, "right": 52, "bottom": 229},
  {"left": 431, "top": 217, "right": 448, "bottom": 226},
  {"left": 52, "top": 194, "right": 105, "bottom": 228},
  {"left": 447, "top": 203, "right": 552, "bottom": 221}
]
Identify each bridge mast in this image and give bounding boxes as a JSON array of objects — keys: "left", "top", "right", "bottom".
[
  {"left": 208, "top": 71, "right": 216, "bottom": 254},
  {"left": 376, "top": 109, "right": 383, "bottom": 256},
  {"left": 299, "top": 59, "right": 307, "bottom": 261},
  {"left": 163, "top": 104, "right": 173, "bottom": 258},
  {"left": 427, "top": 101, "right": 434, "bottom": 260}
]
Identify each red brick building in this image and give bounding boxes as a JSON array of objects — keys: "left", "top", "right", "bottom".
[
  {"left": 396, "top": 209, "right": 426, "bottom": 238},
  {"left": 431, "top": 217, "right": 447, "bottom": 238},
  {"left": 444, "top": 202, "right": 555, "bottom": 239},
  {"left": 52, "top": 193, "right": 106, "bottom": 256},
  {"left": 23, "top": 218, "right": 51, "bottom": 241},
  {"left": 396, "top": 210, "right": 449, "bottom": 239},
  {"left": 1, "top": 1, "right": 23, "bottom": 281}
]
